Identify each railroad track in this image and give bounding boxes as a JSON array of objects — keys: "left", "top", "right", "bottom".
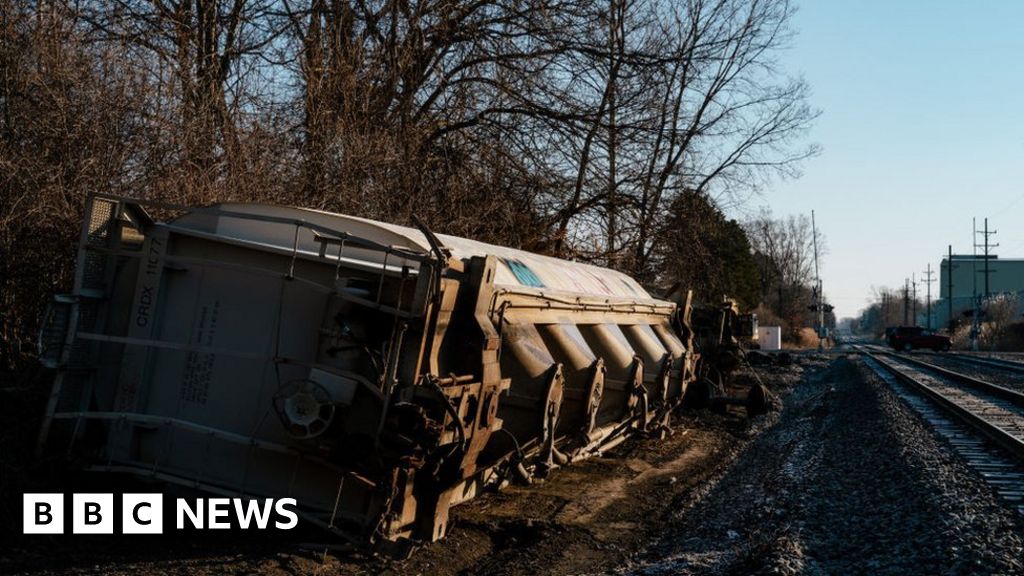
[
  {"left": 938, "top": 352, "right": 1024, "bottom": 374},
  {"left": 856, "top": 347, "right": 1024, "bottom": 516},
  {"left": 852, "top": 341, "right": 1024, "bottom": 375}
]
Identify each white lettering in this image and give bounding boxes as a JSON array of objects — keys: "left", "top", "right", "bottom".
[
  {"left": 176, "top": 498, "right": 203, "bottom": 529},
  {"left": 207, "top": 498, "right": 231, "bottom": 529},
  {"left": 232, "top": 499, "right": 273, "bottom": 529},
  {"left": 274, "top": 498, "right": 298, "bottom": 529}
]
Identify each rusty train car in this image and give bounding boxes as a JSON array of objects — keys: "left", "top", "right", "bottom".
[{"left": 37, "top": 194, "right": 748, "bottom": 552}]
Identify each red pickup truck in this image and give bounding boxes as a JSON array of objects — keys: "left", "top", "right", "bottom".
[{"left": 886, "top": 326, "right": 952, "bottom": 352}]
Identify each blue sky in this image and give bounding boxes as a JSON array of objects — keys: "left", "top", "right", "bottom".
[{"left": 760, "top": 0, "right": 1024, "bottom": 319}]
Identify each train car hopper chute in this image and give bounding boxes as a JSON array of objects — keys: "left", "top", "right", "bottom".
[{"left": 36, "top": 194, "right": 709, "bottom": 554}]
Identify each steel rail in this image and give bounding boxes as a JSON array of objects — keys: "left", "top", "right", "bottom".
[
  {"left": 860, "top": 348, "right": 1024, "bottom": 462},
  {"left": 880, "top": 352, "right": 1024, "bottom": 408},
  {"left": 940, "top": 352, "right": 1024, "bottom": 374}
]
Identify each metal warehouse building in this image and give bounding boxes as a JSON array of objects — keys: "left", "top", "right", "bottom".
[{"left": 932, "top": 255, "right": 1024, "bottom": 328}]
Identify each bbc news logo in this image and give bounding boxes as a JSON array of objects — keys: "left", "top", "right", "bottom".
[{"left": 24, "top": 494, "right": 298, "bottom": 534}]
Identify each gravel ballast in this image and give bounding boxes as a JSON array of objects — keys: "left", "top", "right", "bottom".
[
  {"left": 626, "top": 353, "right": 1024, "bottom": 576},
  {"left": 911, "top": 353, "right": 1024, "bottom": 392}
]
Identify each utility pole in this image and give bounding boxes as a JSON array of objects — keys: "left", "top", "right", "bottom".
[
  {"left": 903, "top": 278, "right": 910, "bottom": 326},
  {"left": 922, "top": 263, "right": 935, "bottom": 330},
  {"left": 971, "top": 217, "right": 998, "bottom": 350},
  {"left": 971, "top": 218, "right": 979, "bottom": 351},
  {"left": 883, "top": 292, "right": 890, "bottom": 329},
  {"left": 883, "top": 293, "right": 888, "bottom": 325},
  {"left": 886, "top": 292, "right": 891, "bottom": 327},
  {"left": 975, "top": 217, "right": 998, "bottom": 299},
  {"left": 946, "top": 245, "right": 956, "bottom": 331},
  {"left": 811, "top": 210, "right": 824, "bottom": 350},
  {"left": 911, "top": 273, "right": 917, "bottom": 326}
]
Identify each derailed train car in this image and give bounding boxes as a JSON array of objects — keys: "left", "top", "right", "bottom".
[
  {"left": 683, "top": 297, "right": 768, "bottom": 413},
  {"left": 36, "top": 194, "right": 747, "bottom": 552}
]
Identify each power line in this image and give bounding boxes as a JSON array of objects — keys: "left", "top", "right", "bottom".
[
  {"left": 911, "top": 272, "right": 917, "bottom": 326},
  {"left": 968, "top": 217, "right": 998, "bottom": 351},
  {"left": 922, "top": 263, "right": 935, "bottom": 330},
  {"left": 974, "top": 217, "right": 999, "bottom": 298},
  {"left": 903, "top": 278, "right": 910, "bottom": 326}
]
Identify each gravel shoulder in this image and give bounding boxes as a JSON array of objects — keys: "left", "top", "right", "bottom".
[{"left": 626, "top": 353, "right": 1024, "bottom": 576}]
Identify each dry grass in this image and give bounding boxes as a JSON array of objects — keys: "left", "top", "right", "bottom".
[
  {"left": 782, "top": 327, "right": 827, "bottom": 350},
  {"left": 951, "top": 319, "right": 1024, "bottom": 351}
]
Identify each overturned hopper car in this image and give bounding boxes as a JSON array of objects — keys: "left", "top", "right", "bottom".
[{"left": 38, "top": 194, "right": 709, "bottom": 553}]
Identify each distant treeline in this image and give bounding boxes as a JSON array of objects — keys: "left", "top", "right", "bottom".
[{"left": 0, "top": 0, "right": 820, "bottom": 369}]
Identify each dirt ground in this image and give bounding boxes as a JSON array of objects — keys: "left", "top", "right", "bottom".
[
  {"left": 372, "top": 364, "right": 798, "bottom": 576},
  {"left": 1, "top": 359, "right": 800, "bottom": 575},
  {"left": 5, "top": 352, "right": 1023, "bottom": 575}
]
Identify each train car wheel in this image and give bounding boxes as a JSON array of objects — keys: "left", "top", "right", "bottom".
[
  {"left": 746, "top": 383, "right": 770, "bottom": 417},
  {"left": 684, "top": 378, "right": 717, "bottom": 410}
]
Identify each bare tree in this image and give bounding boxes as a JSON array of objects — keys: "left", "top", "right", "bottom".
[
  {"left": 857, "top": 287, "right": 906, "bottom": 336},
  {"left": 279, "top": 0, "right": 817, "bottom": 265},
  {"left": 543, "top": 0, "right": 818, "bottom": 277},
  {"left": 982, "top": 293, "right": 1021, "bottom": 350},
  {"left": 0, "top": 1, "right": 149, "bottom": 368},
  {"left": 74, "top": 0, "right": 287, "bottom": 196},
  {"left": 1, "top": 0, "right": 819, "bottom": 369},
  {"left": 745, "top": 208, "right": 821, "bottom": 338}
]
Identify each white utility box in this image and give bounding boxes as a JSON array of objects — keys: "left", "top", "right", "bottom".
[{"left": 757, "top": 326, "right": 782, "bottom": 351}]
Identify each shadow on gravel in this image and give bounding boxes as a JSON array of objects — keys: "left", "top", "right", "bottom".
[{"left": 627, "top": 354, "right": 1024, "bottom": 576}]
